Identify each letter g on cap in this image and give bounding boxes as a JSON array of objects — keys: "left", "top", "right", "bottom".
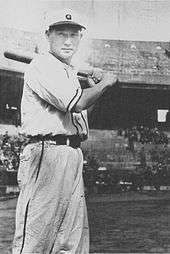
[{"left": 65, "top": 14, "right": 72, "bottom": 20}]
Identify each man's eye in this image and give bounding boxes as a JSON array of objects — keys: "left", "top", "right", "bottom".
[
  {"left": 71, "top": 33, "right": 78, "bottom": 37},
  {"left": 56, "top": 31, "right": 64, "bottom": 36}
]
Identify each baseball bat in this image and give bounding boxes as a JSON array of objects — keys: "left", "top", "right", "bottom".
[
  {"left": 4, "top": 50, "right": 122, "bottom": 90},
  {"left": 4, "top": 50, "right": 33, "bottom": 64},
  {"left": 4, "top": 50, "right": 89, "bottom": 78}
]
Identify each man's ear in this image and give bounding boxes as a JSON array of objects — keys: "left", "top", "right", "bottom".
[
  {"left": 45, "top": 30, "right": 50, "bottom": 39},
  {"left": 80, "top": 33, "right": 83, "bottom": 40}
]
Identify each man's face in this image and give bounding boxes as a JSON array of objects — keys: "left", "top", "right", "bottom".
[{"left": 47, "top": 25, "right": 82, "bottom": 63}]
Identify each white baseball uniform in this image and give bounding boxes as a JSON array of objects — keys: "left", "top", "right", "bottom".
[{"left": 12, "top": 52, "right": 89, "bottom": 254}]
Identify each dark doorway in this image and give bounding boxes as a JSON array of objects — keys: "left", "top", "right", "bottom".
[
  {"left": 88, "top": 86, "right": 170, "bottom": 130},
  {"left": 0, "top": 70, "right": 23, "bottom": 126}
]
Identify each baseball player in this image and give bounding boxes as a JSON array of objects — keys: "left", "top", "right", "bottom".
[{"left": 12, "top": 9, "right": 117, "bottom": 254}]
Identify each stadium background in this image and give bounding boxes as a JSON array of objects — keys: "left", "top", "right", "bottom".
[
  {"left": 1, "top": 2, "right": 170, "bottom": 253},
  {"left": 0, "top": 0, "right": 170, "bottom": 190}
]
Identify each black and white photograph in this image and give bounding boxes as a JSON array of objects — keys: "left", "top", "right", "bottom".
[{"left": 0, "top": 0, "right": 170, "bottom": 253}]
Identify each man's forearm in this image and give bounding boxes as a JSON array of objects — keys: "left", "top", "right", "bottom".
[
  {"left": 74, "top": 71, "right": 118, "bottom": 112},
  {"left": 74, "top": 81, "right": 108, "bottom": 113}
]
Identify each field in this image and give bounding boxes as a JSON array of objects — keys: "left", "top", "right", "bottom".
[
  {"left": 88, "top": 192, "right": 170, "bottom": 253},
  {"left": 1, "top": 192, "right": 170, "bottom": 253}
]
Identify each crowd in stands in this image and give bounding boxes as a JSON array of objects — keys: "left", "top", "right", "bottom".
[
  {"left": 0, "top": 131, "right": 26, "bottom": 171},
  {"left": 82, "top": 126, "right": 170, "bottom": 194},
  {"left": 123, "top": 126, "right": 169, "bottom": 148},
  {"left": 0, "top": 125, "right": 168, "bottom": 172},
  {"left": 0, "top": 125, "right": 170, "bottom": 194}
]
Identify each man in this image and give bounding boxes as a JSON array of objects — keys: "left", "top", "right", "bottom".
[{"left": 12, "top": 9, "right": 117, "bottom": 254}]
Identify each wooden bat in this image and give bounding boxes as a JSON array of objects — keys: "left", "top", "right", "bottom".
[
  {"left": 4, "top": 50, "right": 89, "bottom": 78},
  {"left": 4, "top": 50, "right": 33, "bottom": 64},
  {"left": 4, "top": 50, "right": 121, "bottom": 90}
]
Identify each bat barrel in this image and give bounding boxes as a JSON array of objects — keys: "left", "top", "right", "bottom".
[
  {"left": 4, "top": 50, "right": 89, "bottom": 78},
  {"left": 4, "top": 51, "right": 33, "bottom": 64}
]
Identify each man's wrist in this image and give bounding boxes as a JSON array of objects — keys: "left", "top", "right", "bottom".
[
  {"left": 98, "top": 79, "right": 109, "bottom": 91},
  {"left": 87, "top": 67, "right": 94, "bottom": 76}
]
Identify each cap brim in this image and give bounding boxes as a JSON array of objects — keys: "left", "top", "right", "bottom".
[{"left": 49, "top": 21, "right": 86, "bottom": 30}]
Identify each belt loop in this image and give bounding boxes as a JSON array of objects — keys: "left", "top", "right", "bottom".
[{"left": 66, "top": 137, "right": 70, "bottom": 146}]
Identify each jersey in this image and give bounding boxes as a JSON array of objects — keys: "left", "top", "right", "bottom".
[{"left": 21, "top": 52, "right": 89, "bottom": 139}]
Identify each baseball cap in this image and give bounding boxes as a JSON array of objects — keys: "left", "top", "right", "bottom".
[{"left": 44, "top": 9, "right": 86, "bottom": 30}]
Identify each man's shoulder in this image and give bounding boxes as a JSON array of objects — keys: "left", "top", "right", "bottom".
[
  {"left": 31, "top": 53, "right": 51, "bottom": 66},
  {"left": 24, "top": 53, "right": 47, "bottom": 73},
  {"left": 29, "top": 52, "right": 63, "bottom": 70}
]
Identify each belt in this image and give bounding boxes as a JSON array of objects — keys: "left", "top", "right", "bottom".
[{"left": 27, "top": 134, "right": 85, "bottom": 148}]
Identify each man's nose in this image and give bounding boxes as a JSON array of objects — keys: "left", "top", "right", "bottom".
[{"left": 64, "top": 35, "right": 72, "bottom": 45}]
